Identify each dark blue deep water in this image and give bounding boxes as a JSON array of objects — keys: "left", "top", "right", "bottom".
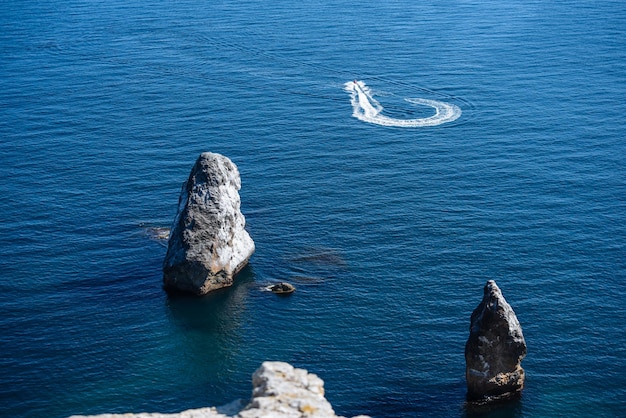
[{"left": 1, "top": 1, "right": 625, "bottom": 417}]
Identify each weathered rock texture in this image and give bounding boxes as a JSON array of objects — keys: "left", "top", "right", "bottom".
[
  {"left": 465, "top": 280, "right": 527, "bottom": 402},
  {"left": 69, "top": 362, "right": 370, "bottom": 418},
  {"left": 163, "top": 152, "right": 255, "bottom": 295}
]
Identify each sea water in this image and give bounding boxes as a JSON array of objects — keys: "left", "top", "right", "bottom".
[{"left": 1, "top": 1, "right": 625, "bottom": 417}]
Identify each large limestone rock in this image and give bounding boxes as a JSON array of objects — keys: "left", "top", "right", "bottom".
[
  {"left": 238, "top": 361, "right": 362, "bottom": 418},
  {"left": 465, "top": 280, "right": 527, "bottom": 402},
  {"left": 69, "top": 362, "right": 371, "bottom": 418},
  {"left": 163, "top": 152, "right": 255, "bottom": 295}
]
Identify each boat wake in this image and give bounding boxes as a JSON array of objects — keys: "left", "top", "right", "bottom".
[{"left": 344, "top": 80, "right": 461, "bottom": 127}]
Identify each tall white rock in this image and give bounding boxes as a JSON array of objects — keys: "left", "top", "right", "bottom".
[{"left": 163, "top": 152, "right": 255, "bottom": 295}]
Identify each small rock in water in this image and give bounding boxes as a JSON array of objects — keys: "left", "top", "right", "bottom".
[
  {"left": 465, "top": 280, "right": 527, "bottom": 402},
  {"left": 266, "top": 282, "right": 296, "bottom": 294}
]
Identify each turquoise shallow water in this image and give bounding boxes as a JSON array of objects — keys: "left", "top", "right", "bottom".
[{"left": 1, "top": 1, "right": 625, "bottom": 417}]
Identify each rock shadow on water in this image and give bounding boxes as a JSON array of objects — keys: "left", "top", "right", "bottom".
[
  {"left": 462, "top": 395, "right": 524, "bottom": 418},
  {"left": 165, "top": 265, "right": 255, "bottom": 336},
  {"left": 355, "top": 378, "right": 469, "bottom": 418},
  {"left": 162, "top": 266, "right": 256, "bottom": 403},
  {"left": 358, "top": 378, "right": 522, "bottom": 417}
]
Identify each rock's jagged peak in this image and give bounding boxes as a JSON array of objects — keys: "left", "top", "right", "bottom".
[
  {"left": 470, "top": 280, "right": 526, "bottom": 345},
  {"left": 188, "top": 152, "right": 241, "bottom": 192}
]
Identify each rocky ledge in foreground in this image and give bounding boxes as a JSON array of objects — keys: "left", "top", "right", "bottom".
[
  {"left": 69, "top": 361, "right": 370, "bottom": 418},
  {"left": 465, "top": 280, "right": 527, "bottom": 402},
  {"left": 163, "top": 152, "right": 255, "bottom": 295}
]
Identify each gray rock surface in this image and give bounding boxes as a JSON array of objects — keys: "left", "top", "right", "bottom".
[
  {"left": 163, "top": 152, "right": 255, "bottom": 295},
  {"left": 465, "top": 280, "right": 527, "bottom": 402},
  {"left": 69, "top": 362, "right": 370, "bottom": 418}
]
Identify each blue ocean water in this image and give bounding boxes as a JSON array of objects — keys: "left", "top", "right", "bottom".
[{"left": 1, "top": 0, "right": 625, "bottom": 416}]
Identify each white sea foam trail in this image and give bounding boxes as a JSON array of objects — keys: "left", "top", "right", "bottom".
[{"left": 344, "top": 80, "right": 461, "bottom": 127}]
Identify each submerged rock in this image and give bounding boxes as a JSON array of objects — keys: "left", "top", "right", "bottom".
[
  {"left": 69, "top": 361, "right": 371, "bottom": 418},
  {"left": 163, "top": 152, "right": 255, "bottom": 295},
  {"left": 290, "top": 247, "right": 347, "bottom": 267},
  {"left": 145, "top": 226, "right": 170, "bottom": 241},
  {"left": 465, "top": 280, "right": 527, "bottom": 402}
]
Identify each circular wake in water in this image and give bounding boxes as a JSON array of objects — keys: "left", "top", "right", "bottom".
[{"left": 344, "top": 80, "right": 461, "bottom": 127}]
